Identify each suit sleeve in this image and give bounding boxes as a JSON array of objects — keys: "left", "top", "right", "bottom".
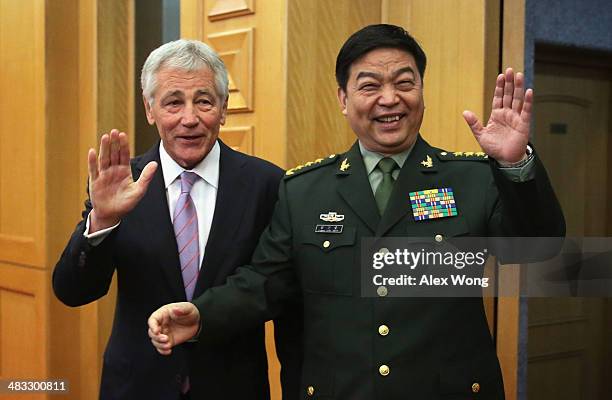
[
  {"left": 52, "top": 194, "right": 117, "bottom": 307},
  {"left": 193, "top": 178, "right": 300, "bottom": 342}
]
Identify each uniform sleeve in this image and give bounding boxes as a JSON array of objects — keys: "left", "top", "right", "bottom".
[
  {"left": 487, "top": 150, "right": 565, "bottom": 237},
  {"left": 486, "top": 149, "right": 566, "bottom": 263},
  {"left": 52, "top": 195, "right": 118, "bottom": 307},
  {"left": 193, "top": 178, "right": 300, "bottom": 342}
]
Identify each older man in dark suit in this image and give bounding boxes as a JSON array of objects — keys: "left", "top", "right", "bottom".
[{"left": 53, "top": 39, "right": 301, "bottom": 400}]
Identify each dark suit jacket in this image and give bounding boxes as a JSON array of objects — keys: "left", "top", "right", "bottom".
[
  {"left": 193, "top": 136, "right": 565, "bottom": 399},
  {"left": 53, "top": 140, "right": 302, "bottom": 400}
]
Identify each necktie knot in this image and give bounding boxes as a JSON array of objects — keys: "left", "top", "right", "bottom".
[
  {"left": 179, "top": 171, "right": 198, "bottom": 193},
  {"left": 377, "top": 157, "right": 398, "bottom": 174}
]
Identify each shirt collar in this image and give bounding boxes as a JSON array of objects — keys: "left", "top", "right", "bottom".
[
  {"left": 159, "top": 140, "right": 220, "bottom": 189},
  {"left": 358, "top": 141, "right": 414, "bottom": 175}
]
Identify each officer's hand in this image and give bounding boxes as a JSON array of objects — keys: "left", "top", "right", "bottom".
[
  {"left": 148, "top": 302, "right": 200, "bottom": 355},
  {"left": 88, "top": 129, "right": 157, "bottom": 232},
  {"left": 462, "top": 68, "right": 531, "bottom": 165}
]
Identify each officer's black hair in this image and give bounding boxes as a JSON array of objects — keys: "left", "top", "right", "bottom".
[{"left": 335, "top": 24, "right": 427, "bottom": 92}]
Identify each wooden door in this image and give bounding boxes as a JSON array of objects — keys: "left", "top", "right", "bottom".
[{"left": 530, "top": 60, "right": 612, "bottom": 400}]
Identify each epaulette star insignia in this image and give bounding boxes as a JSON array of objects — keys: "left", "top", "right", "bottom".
[
  {"left": 437, "top": 151, "right": 489, "bottom": 162},
  {"left": 285, "top": 154, "right": 339, "bottom": 178}
]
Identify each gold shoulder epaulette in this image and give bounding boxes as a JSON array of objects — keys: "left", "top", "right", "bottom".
[
  {"left": 436, "top": 151, "right": 489, "bottom": 161},
  {"left": 285, "top": 154, "right": 339, "bottom": 178}
]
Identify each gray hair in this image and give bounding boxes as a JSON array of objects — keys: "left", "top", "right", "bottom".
[{"left": 141, "top": 39, "right": 229, "bottom": 105}]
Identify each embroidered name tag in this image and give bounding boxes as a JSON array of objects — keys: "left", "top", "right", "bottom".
[
  {"left": 409, "top": 188, "right": 457, "bottom": 221},
  {"left": 315, "top": 224, "right": 344, "bottom": 233}
]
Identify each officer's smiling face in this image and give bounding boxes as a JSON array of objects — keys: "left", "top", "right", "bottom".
[{"left": 337, "top": 47, "right": 424, "bottom": 155}]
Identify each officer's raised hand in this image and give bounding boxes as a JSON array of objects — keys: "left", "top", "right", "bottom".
[
  {"left": 88, "top": 129, "right": 158, "bottom": 232},
  {"left": 148, "top": 302, "right": 200, "bottom": 355},
  {"left": 462, "top": 68, "right": 532, "bottom": 165}
]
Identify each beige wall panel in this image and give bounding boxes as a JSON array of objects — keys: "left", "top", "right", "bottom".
[
  {"left": 98, "top": 0, "right": 134, "bottom": 141},
  {"left": 0, "top": 0, "right": 46, "bottom": 268},
  {"left": 219, "top": 126, "right": 254, "bottom": 154},
  {"left": 181, "top": 0, "right": 205, "bottom": 40},
  {"left": 208, "top": 28, "right": 254, "bottom": 112},
  {"left": 286, "top": 0, "right": 382, "bottom": 166},
  {"left": 46, "top": 1, "right": 100, "bottom": 398},
  {"left": 0, "top": 263, "right": 48, "bottom": 381},
  {"left": 497, "top": 1, "right": 525, "bottom": 399},
  {"left": 381, "top": 0, "right": 411, "bottom": 26},
  {"left": 209, "top": 0, "right": 255, "bottom": 21},
  {"left": 198, "top": 0, "right": 287, "bottom": 167},
  {"left": 395, "top": 0, "right": 497, "bottom": 152}
]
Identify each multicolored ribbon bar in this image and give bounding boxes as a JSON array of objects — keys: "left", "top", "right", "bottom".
[{"left": 409, "top": 187, "right": 458, "bottom": 221}]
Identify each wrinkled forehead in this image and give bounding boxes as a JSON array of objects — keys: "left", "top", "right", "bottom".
[
  {"left": 348, "top": 47, "right": 420, "bottom": 80},
  {"left": 154, "top": 66, "right": 217, "bottom": 95}
]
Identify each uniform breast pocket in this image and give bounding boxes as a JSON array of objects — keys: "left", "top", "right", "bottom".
[
  {"left": 406, "top": 215, "right": 470, "bottom": 238},
  {"left": 298, "top": 226, "right": 356, "bottom": 296}
]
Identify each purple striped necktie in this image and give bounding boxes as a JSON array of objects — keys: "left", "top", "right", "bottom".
[{"left": 173, "top": 171, "right": 200, "bottom": 301}]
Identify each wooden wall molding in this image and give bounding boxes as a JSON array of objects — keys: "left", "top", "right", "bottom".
[
  {"left": 0, "top": 262, "right": 48, "bottom": 380},
  {"left": 220, "top": 126, "right": 254, "bottom": 154},
  {"left": 0, "top": 235, "right": 44, "bottom": 269},
  {"left": 208, "top": 0, "right": 255, "bottom": 21},
  {"left": 207, "top": 28, "right": 255, "bottom": 113}
]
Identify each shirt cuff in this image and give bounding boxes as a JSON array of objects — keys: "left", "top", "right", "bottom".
[
  {"left": 84, "top": 211, "right": 120, "bottom": 246},
  {"left": 497, "top": 154, "right": 536, "bottom": 182},
  {"left": 187, "top": 319, "right": 202, "bottom": 343}
]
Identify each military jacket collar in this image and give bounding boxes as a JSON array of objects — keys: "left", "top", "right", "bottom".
[{"left": 336, "top": 135, "right": 441, "bottom": 236}]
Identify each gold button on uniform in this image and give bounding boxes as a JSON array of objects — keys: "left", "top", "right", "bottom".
[
  {"left": 434, "top": 234, "right": 443, "bottom": 242},
  {"left": 306, "top": 386, "right": 315, "bottom": 396},
  {"left": 323, "top": 240, "right": 331, "bottom": 248},
  {"left": 378, "top": 325, "right": 389, "bottom": 336},
  {"left": 377, "top": 286, "right": 388, "bottom": 297},
  {"left": 472, "top": 382, "right": 480, "bottom": 393},
  {"left": 379, "top": 365, "right": 390, "bottom": 376}
]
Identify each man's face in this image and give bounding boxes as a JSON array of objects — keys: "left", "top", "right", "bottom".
[
  {"left": 144, "top": 67, "right": 227, "bottom": 169},
  {"left": 337, "top": 48, "right": 424, "bottom": 155}
]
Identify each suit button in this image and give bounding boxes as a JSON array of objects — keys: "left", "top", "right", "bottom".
[
  {"left": 377, "top": 286, "right": 388, "bottom": 297},
  {"left": 378, "top": 324, "right": 389, "bottom": 336},
  {"left": 306, "top": 386, "right": 315, "bottom": 396},
  {"left": 379, "top": 247, "right": 389, "bottom": 254},
  {"left": 379, "top": 364, "right": 390, "bottom": 376},
  {"left": 434, "top": 234, "right": 443, "bottom": 242},
  {"left": 323, "top": 240, "right": 331, "bottom": 248},
  {"left": 472, "top": 382, "right": 480, "bottom": 393},
  {"left": 78, "top": 251, "right": 86, "bottom": 267}
]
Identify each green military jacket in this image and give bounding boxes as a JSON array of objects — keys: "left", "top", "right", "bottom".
[{"left": 195, "top": 135, "right": 565, "bottom": 400}]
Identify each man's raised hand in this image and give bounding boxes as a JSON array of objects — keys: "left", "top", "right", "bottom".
[
  {"left": 87, "top": 129, "right": 157, "bottom": 232},
  {"left": 462, "top": 68, "right": 532, "bottom": 165}
]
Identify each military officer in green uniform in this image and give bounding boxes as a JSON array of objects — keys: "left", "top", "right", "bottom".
[{"left": 148, "top": 24, "right": 565, "bottom": 399}]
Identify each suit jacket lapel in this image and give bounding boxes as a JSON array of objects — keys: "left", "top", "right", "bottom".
[
  {"left": 336, "top": 142, "right": 380, "bottom": 233},
  {"left": 134, "top": 143, "right": 186, "bottom": 300},
  {"left": 193, "top": 141, "right": 249, "bottom": 296},
  {"left": 376, "top": 135, "right": 439, "bottom": 236}
]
